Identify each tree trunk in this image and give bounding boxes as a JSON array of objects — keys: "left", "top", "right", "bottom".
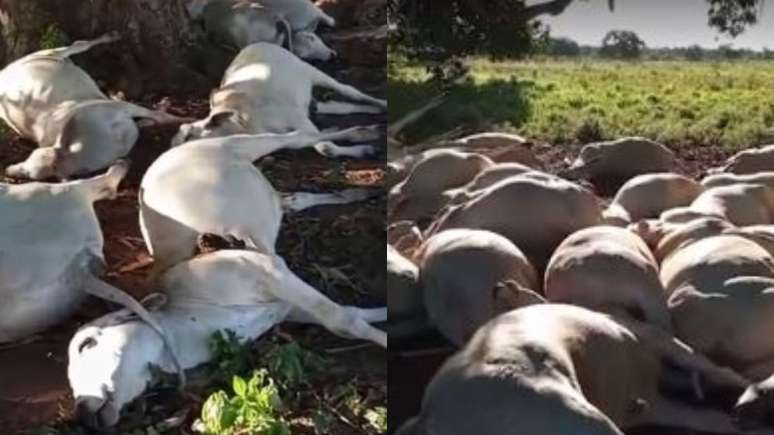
[{"left": 0, "top": 0, "right": 228, "bottom": 97}]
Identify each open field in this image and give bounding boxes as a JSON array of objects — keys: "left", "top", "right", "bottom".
[{"left": 389, "top": 58, "right": 774, "bottom": 149}]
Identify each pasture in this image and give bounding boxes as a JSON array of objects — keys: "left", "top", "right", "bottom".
[{"left": 389, "top": 58, "right": 774, "bottom": 149}]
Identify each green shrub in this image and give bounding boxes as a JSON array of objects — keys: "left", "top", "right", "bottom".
[
  {"left": 200, "top": 370, "right": 290, "bottom": 435},
  {"left": 264, "top": 342, "right": 329, "bottom": 390},
  {"left": 39, "top": 25, "right": 70, "bottom": 50},
  {"left": 209, "top": 330, "right": 251, "bottom": 383}
]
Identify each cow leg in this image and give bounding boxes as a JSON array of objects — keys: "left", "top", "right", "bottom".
[
  {"left": 287, "top": 307, "right": 387, "bottom": 324},
  {"left": 272, "top": 258, "right": 387, "bottom": 347},
  {"left": 121, "top": 102, "right": 193, "bottom": 126},
  {"left": 223, "top": 121, "right": 379, "bottom": 162},
  {"left": 315, "top": 6, "right": 336, "bottom": 27},
  {"left": 622, "top": 317, "right": 751, "bottom": 389},
  {"left": 36, "top": 32, "right": 121, "bottom": 60},
  {"left": 72, "top": 160, "right": 129, "bottom": 202},
  {"left": 310, "top": 69, "right": 387, "bottom": 109},
  {"left": 224, "top": 125, "right": 380, "bottom": 161},
  {"left": 298, "top": 118, "right": 376, "bottom": 159},
  {"left": 315, "top": 101, "right": 383, "bottom": 115},
  {"left": 281, "top": 188, "right": 379, "bottom": 212}
]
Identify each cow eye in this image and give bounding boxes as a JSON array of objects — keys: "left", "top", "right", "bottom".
[{"left": 79, "top": 337, "right": 97, "bottom": 353}]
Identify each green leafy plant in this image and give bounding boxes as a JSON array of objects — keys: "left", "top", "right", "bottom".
[
  {"left": 264, "top": 342, "right": 329, "bottom": 389},
  {"left": 200, "top": 370, "right": 290, "bottom": 435},
  {"left": 209, "top": 330, "right": 251, "bottom": 383},
  {"left": 364, "top": 407, "right": 388, "bottom": 433},
  {"left": 39, "top": 25, "right": 70, "bottom": 50}
]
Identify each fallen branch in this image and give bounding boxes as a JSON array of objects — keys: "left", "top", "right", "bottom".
[{"left": 387, "top": 93, "right": 447, "bottom": 140}]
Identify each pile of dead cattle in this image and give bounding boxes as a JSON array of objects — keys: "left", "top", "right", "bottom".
[
  {"left": 389, "top": 133, "right": 774, "bottom": 434},
  {"left": 0, "top": 0, "right": 387, "bottom": 431}
]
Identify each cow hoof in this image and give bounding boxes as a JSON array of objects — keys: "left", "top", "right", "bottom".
[
  {"left": 352, "top": 145, "right": 376, "bottom": 158},
  {"left": 348, "top": 125, "right": 381, "bottom": 143}
]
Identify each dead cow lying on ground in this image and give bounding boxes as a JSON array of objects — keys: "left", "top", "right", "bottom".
[
  {"left": 425, "top": 175, "right": 602, "bottom": 273},
  {"left": 0, "top": 161, "right": 180, "bottom": 379},
  {"left": 189, "top": 0, "right": 337, "bottom": 31},
  {"left": 388, "top": 149, "right": 493, "bottom": 224},
  {"left": 142, "top": 126, "right": 380, "bottom": 276},
  {"left": 415, "top": 229, "right": 540, "bottom": 346},
  {"left": 192, "top": 0, "right": 337, "bottom": 60},
  {"left": 711, "top": 144, "right": 774, "bottom": 174},
  {"left": 544, "top": 225, "right": 672, "bottom": 331},
  {"left": 68, "top": 248, "right": 386, "bottom": 429},
  {"left": 171, "top": 43, "right": 386, "bottom": 158},
  {"left": 686, "top": 184, "right": 774, "bottom": 226},
  {"left": 397, "top": 304, "right": 752, "bottom": 435},
  {"left": 0, "top": 33, "right": 189, "bottom": 180},
  {"left": 562, "top": 137, "right": 676, "bottom": 194},
  {"left": 603, "top": 173, "right": 705, "bottom": 226}
]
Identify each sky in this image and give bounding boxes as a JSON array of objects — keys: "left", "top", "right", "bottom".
[{"left": 534, "top": 0, "right": 774, "bottom": 50}]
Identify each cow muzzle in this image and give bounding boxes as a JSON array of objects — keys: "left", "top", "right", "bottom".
[{"left": 75, "top": 395, "right": 120, "bottom": 430}]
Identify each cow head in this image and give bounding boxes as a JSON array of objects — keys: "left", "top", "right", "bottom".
[
  {"left": 68, "top": 294, "right": 169, "bottom": 429},
  {"left": 293, "top": 31, "right": 337, "bottom": 61},
  {"left": 171, "top": 110, "right": 248, "bottom": 147}
]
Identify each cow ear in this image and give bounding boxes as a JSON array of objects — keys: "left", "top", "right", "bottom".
[
  {"left": 493, "top": 281, "right": 545, "bottom": 312},
  {"left": 141, "top": 292, "right": 168, "bottom": 312},
  {"left": 205, "top": 111, "right": 236, "bottom": 128}
]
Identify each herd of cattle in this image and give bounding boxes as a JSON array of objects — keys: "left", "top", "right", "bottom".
[
  {"left": 389, "top": 135, "right": 774, "bottom": 434},
  {"left": 0, "top": 0, "right": 387, "bottom": 430}
]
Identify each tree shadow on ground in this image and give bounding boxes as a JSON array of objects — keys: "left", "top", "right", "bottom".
[{"left": 388, "top": 76, "right": 540, "bottom": 144}]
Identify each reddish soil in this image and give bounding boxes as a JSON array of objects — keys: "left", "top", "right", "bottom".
[{"left": 0, "top": 33, "right": 386, "bottom": 435}]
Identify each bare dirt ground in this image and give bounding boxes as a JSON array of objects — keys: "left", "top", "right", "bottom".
[
  {"left": 0, "top": 29, "right": 386, "bottom": 435},
  {"left": 387, "top": 140, "right": 741, "bottom": 435}
]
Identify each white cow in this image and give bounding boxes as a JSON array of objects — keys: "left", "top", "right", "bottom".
[
  {"left": 388, "top": 149, "right": 494, "bottom": 224},
  {"left": 426, "top": 176, "right": 602, "bottom": 273},
  {"left": 0, "top": 33, "right": 189, "bottom": 180},
  {"left": 415, "top": 229, "right": 540, "bottom": 346},
  {"left": 710, "top": 144, "right": 774, "bottom": 175},
  {"left": 171, "top": 43, "right": 386, "bottom": 158},
  {"left": 142, "top": 126, "right": 380, "bottom": 275},
  {"left": 660, "top": 234, "right": 774, "bottom": 296},
  {"left": 562, "top": 137, "right": 676, "bottom": 193},
  {"left": 397, "top": 304, "right": 751, "bottom": 435},
  {"left": 688, "top": 184, "right": 774, "bottom": 226},
  {"left": 0, "top": 161, "right": 181, "bottom": 380},
  {"left": 68, "top": 248, "right": 386, "bottom": 429},
  {"left": 188, "top": 0, "right": 336, "bottom": 31},
  {"left": 602, "top": 173, "right": 705, "bottom": 225},
  {"left": 197, "top": 0, "right": 337, "bottom": 60},
  {"left": 545, "top": 226, "right": 671, "bottom": 330}
]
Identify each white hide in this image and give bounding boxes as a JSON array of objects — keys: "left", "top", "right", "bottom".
[
  {"left": 0, "top": 162, "right": 126, "bottom": 341},
  {"left": 68, "top": 249, "right": 386, "bottom": 428},
  {"left": 171, "top": 43, "right": 385, "bottom": 159},
  {"left": 0, "top": 33, "right": 189, "bottom": 179},
  {"left": 141, "top": 126, "right": 380, "bottom": 274}
]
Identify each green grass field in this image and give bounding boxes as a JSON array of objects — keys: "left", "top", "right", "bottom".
[{"left": 389, "top": 58, "right": 774, "bottom": 149}]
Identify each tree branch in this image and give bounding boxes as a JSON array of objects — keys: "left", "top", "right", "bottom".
[
  {"left": 515, "top": 0, "right": 575, "bottom": 21},
  {"left": 515, "top": 0, "right": 615, "bottom": 22}
]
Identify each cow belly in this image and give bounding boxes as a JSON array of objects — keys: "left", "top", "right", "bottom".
[{"left": 0, "top": 278, "right": 84, "bottom": 342}]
